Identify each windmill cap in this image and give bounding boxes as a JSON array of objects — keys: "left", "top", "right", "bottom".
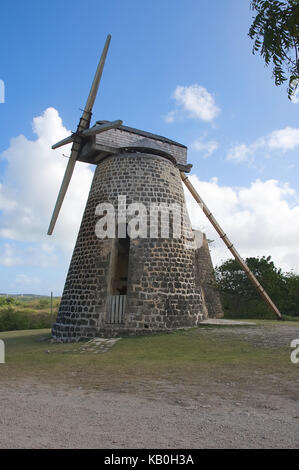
[
  {"left": 121, "top": 137, "right": 176, "bottom": 164},
  {"left": 95, "top": 121, "right": 187, "bottom": 149}
]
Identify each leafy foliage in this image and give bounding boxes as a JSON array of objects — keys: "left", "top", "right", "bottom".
[
  {"left": 0, "top": 296, "right": 18, "bottom": 306},
  {"left": 249, "top": 0, "right": 299, "bottom": 99},
  {"left": 0, "top": 307, "right": 57, "bottom": 332},
  {"left": 216, "top": 255, "right": 299, "bottom": 318},
  {"left": 37, "top": 298, "right": 51, "bottom": 309},
  {"left": 0, "top": 296, "right": 60, "bottom": 331}
]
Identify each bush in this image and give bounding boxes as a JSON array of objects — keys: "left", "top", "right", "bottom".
[
  {"left": 220, "top": 294, "right": 279, "bottom": 320},
  {"left": 0, "top": 307, "right": 56, "bottom": 332},
  {"left": 0, "top": 296, "right": 17, "bottom": 307},
  {"left": 37, "top": 298, "right": 51, "bottom": 309}
]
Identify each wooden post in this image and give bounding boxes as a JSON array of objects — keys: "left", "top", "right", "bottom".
[
  {"left": 50, "top": 291, "right": 53, "bottom": 316},
  {"left": 180, "top": 172, "right": 282, "bottom": 320}
]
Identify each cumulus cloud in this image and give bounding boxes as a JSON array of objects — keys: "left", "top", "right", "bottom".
[
  {"left": 290, "top": 79, "right": 299, "bottom": 104},
  {"left": 0, "top": 243, "right": 22, "bottom": 267},
  {"left": 291, "top": 91, "right": 299, "bottom": 104},
  {"left": 0, "top": 242, "right": 58, "bottom": 268},
  {"left": 14, "top": 274, "right": 41, "bottom": 288},
  {"left": 191, "top": 138, "right": 218, "bottom": 158},
  {"left": 267, "top": 127, "right": 299, "bottom": 151},
  {"left": 0, "top": 108, "right": 94, "bottom": 265},
  {"left": 226, "top": 143, "right": 252, "bottom": 163},
  {"left": 164, "top": 84, "right": 220, "bottom": 123},
  {"left": 227, "top": 126, "right": 299, "bottom": 164},
  {"left": 184, "top": 175, "right": 299, "bottom": 273},
  {"left": 7, "top": 273, "right": 42, "bottom": 293},
  {"left": 164, "top": 111, "right": 177, "bottom": 124},
  {"left": 1, "top": 107, "right": 298, "bottom": 293}
]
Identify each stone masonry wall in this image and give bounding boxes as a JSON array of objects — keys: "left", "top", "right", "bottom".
[
  {"left": 52, "top": 152, "right": 203, "bottom": 341},
  {"left": 194, "top": 233, "right": 224, "bottom": 319}
]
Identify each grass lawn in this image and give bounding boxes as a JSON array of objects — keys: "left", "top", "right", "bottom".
[{"left": 0, "top": 320, "right": 298, "bottom": 400}]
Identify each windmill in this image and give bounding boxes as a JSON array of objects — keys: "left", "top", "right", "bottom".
[{"left": 49, "top": 34, "right": 281, "bottom": 342}]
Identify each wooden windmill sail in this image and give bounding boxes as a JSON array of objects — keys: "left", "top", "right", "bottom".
[
  {"left": 48, "top": 34, "right": 282, "bottom": 342},
  {"left": 47, "top": 34, "right": 122, "bottom": 235}
]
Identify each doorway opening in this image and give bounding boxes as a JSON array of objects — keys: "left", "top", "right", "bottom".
[
  {"left": 111, "top": 233, "right": 130, "bottom": 295},
  {"left": 106, "top": 226, "right": 130, "bottom": 324}
]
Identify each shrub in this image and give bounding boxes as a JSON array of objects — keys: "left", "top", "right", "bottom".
[
  {"left": 0, "top": 307, "right": 56, "bottom": 332},
  {"left": 37, "top": 298, "right": 51, "bottom": 309}
]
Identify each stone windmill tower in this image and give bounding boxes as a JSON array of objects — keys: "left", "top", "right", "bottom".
[{"left": 49, "top": 35, "right": 282, "bottom": 342}]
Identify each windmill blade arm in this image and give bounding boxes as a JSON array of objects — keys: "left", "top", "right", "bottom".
[
  {"left": 180, "top": 171, "right": 282, "bottom": 320},
  {"left": 84, "top": 34, "right": 111, "bottom": 115},
  {"left": 47, "top": 146, "right": 79, "bottom": 235},
  {"left": 80, "top": 120, "right": 122, "bottom": 138},
  {"left": 52, "top": 134, "right": 75, "bottom": 150}
]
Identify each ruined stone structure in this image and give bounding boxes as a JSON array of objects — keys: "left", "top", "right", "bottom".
[
  {"left": 194, "top": 233, "right": 224, "bottom": 319},
  {"left": 52, "top": 124, "right": 222, "bottom": 341}
]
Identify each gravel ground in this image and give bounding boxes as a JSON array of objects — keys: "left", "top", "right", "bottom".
[
  {"left": 199, "top": 323, "right": 299, "bottom": 348},
  {"left": 0, "top": 381, "right": 298, "bottom": 449},
  {"left": 0, "top": 323, "right": 298, "bottom": 449}
]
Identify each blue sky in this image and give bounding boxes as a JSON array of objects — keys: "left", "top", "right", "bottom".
[{"left": 0, "top": 0, "right": 299, "bottom": 295}]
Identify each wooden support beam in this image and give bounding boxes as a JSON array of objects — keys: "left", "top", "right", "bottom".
[{"left": 180, "top": 172, "right": 282, "bottom": 320}]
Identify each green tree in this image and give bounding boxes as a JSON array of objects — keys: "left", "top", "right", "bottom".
[
  {"left": 249, "top": 0, "right": 299, "bottom": 99},
  {"left": 283, "top": 271, "right": 299, "bottom": 315},
  {"left": 215, "top": 255, "right": 299, "bottom": 319},
  {"left": 216, "top": 255, "right": 285, "bottom": 298}
]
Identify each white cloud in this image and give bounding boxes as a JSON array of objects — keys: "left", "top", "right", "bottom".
[
  {"left": 0, "top": 243, "right": 22, "bottom": 266},
  {"left": 291, "top": 90, "right": 299, "bottom": 104},
  {"left": 1, "top": 107, "right": 299, "bottom": 293},
  {"left": 165, "top": 84, "right": 220, "bottom": 123},
  {"left": 184, "top": 175, "right": 299, "bottom": 273},
  {"left": 14, "top": 274, "right": 41, "bottom": 289},
  {"left": 291, "top": 79, "right": 299, "bottom": 104},
  {"left": 267, "top": 127, "right": 299, "bottom": 151},
  {"left": 226, "top": 144, "right": 252, "bottom": 163},
  {"left": 0, "top": 108, "right": 94, "bottom": 264},
  {"left": 163, "top": 111, "right": 177, "bottom": 123},
  {"left": 227, "top": 126, "right": 299, "bottom": 164},
  {"left": 191, "top": 138, "right": 218, "bottom": 158}
]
